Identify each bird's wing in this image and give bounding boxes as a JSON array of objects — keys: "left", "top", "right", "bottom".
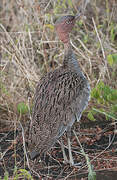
[
  {"left": 33, "top": 68, "right": 89, "bottom": 125},
  {"left": 29, "top": 69, "right": 90, "bottom": 153}
]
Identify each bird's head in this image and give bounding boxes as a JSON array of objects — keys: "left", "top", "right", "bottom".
[
  {"left": 55, "top": 15, "right": 75, "bottom": 44},
  {"left": 55, "top": 13, "right": 81, "bottom": 44}
]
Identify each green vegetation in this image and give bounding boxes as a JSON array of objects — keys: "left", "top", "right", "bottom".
[
  {"left": 74, "top": 130, "right": 96, "bottom": 180},
  {"left": 88, "top": 81, "right": 117, "bottom": 121},
  {"left": 17, "top": 102, "right": 29, "bottom": 115},
  {"left": 88, "top": 52, "right": 117, "bottom": 121},
  {"left": 107, "top": 53, "right": 117, "bottom": 67},
  {"left": 0, "top": 0, "right": 117, "bottom": 179},
  {"left": 13, "top": 168, "right": 33, "bottom": 180},
  {"left": 0, "top": 169, "right": 33, "bottom": 180}
]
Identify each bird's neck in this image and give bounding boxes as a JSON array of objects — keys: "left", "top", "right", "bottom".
[{"left": 63, "top": 42, "right": 82, "bottom": 74}]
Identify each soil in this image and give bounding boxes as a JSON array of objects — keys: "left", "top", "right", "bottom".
[
  {"left": 0, "top": 117, "right": 117, "bottom": 179},
  {"left": 0, "top": 0, "right": 117, "bottom": 179}
]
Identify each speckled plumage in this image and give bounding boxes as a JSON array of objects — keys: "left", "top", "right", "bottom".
[{"left": 28, "top": 15, "right": 90, "bottom": 160}]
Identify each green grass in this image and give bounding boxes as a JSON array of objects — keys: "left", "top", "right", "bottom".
[
  {"left": 0, "top": 0, "right": 117, "bottom": 179},
  {"left": 0, "top": 168, "right": 33, "bottom": 180}
]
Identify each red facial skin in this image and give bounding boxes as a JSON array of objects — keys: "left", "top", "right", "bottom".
[{"left": 55, "top": 15, "right": 76, "bottom": 44}]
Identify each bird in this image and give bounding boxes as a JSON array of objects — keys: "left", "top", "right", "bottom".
[{"left": 28, "top": 13, "right": 90, "bottom": 165}]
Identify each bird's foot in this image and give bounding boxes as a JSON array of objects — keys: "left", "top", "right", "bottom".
[
  {"left": 63, "top": 159, "right": 82, "bottom": 167},
  {"left": 62, "top": 153, "right": 74, "bottom": 166}
]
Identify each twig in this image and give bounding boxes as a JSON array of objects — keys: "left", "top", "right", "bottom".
[
  {"left": 93, "top": 108, "right": 117, "bottom": 121},
  {"left": 92, "top": 17, "right": 106, "bottom": 60},
  {"left": 77, "top": 38, "right": 93, "bottom": 55},
  {"left": 19, "top": 122, "right": 30, "bottom": 169},
  {"left": 72, "top": 129, "right": 115, "bottom": 173},
  {"left": 71, "top": 40, "right": 91, "bottom": 81},
  {"left": 92, "top": 17, "right": 111, "bottom": 83}
]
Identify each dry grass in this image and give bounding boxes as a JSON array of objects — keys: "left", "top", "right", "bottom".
[
  {"left": 0, "top": 0, "right": 117, "bottom": 125},
  {"left": 0, "top": 1, "right": 117, "bottom": 179}
]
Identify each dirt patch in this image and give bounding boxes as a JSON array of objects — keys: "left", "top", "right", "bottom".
[{"left": 0, "top": 119, "right": 117, "bottom": 179}]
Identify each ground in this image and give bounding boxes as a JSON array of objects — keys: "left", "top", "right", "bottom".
[
  {"left": 0, "top": 0, "right": 117, "bottom": 179},
  {"left": 0, "top": 116, "right": 117, "bottom": 179}
]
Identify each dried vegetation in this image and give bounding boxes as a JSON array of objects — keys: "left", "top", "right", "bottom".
[{"left": 0, "top": 0, "right": 117, "bottom": 179}]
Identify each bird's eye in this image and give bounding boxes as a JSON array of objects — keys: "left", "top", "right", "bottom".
[{"left": 66, "top": 20, "right": 72, "bottom": 25}]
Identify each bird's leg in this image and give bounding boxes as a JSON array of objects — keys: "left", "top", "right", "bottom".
[
  {"left": 60, "top": 138, "right": 68, "bottom": 163},
  {"left": 67, "top": 126, "right": 74, "bottom": 166}
]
